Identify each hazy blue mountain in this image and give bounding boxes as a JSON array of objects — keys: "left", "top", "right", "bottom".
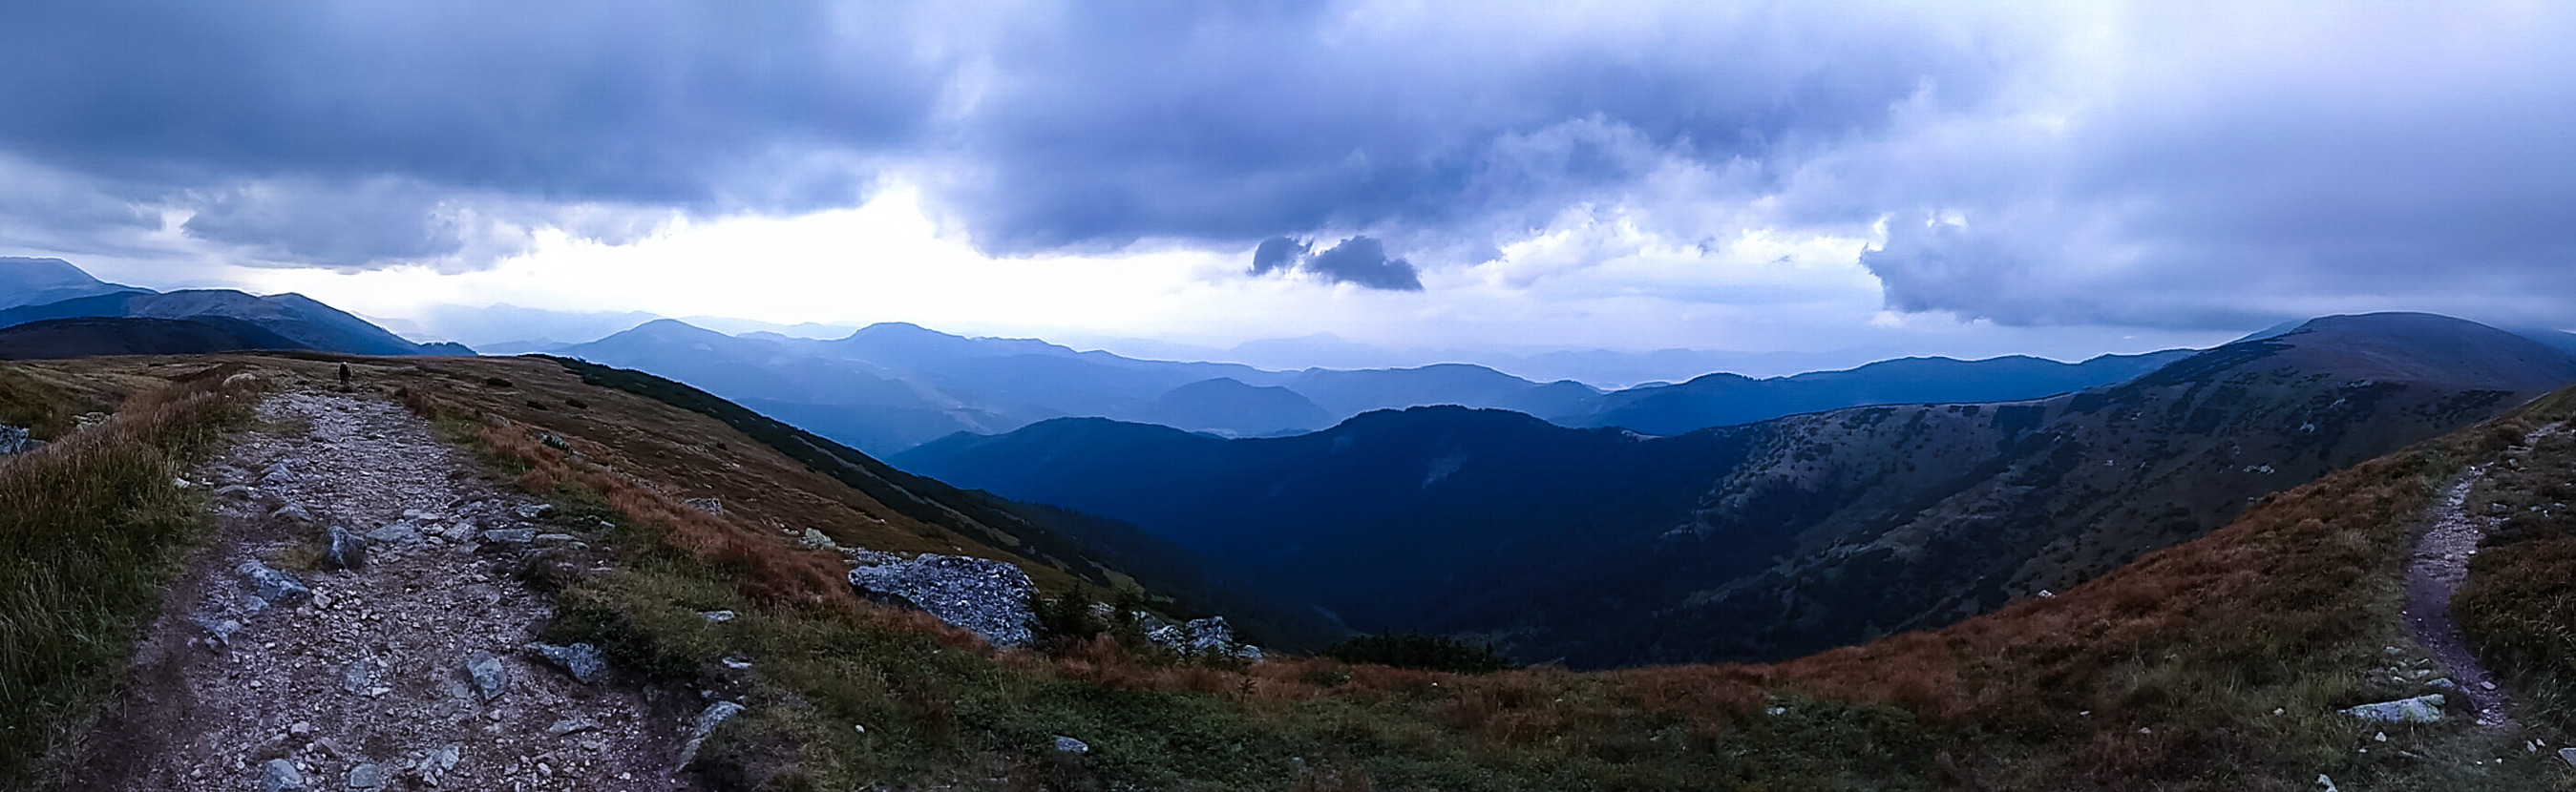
[
  {"left": 396, "top": 302, "right": 661, "bottom": 349},
  {"left": 567, "top": 320, "right": 1584, "bottom": 447},
  {"left": 1143, "top": 378, "right": 1335, "bottom": 435},
  {"left": 1196, "top": 332, "right": 1881, "bottom": 385},
  {"left": 0, "top": 289, "right": 455, "bottom": 356},
  {"left": 0, "top": 257, "right": 151, "bottom": 310},
  {"left": 551, "top": 316, "right": 2238, "bottom": 455},
  {"left": 677, "top": 316, "right": 865, "bottom": 340},
  {"left": 896, "top": 312, "right": 2576, "bottom": 668},
  {"left": 1280, "top": 363, "right": 1594, "bottom": 416},
  {"left": 814, "top": 322, "right": 1097, "bottom": 369},
  {"left": 554, "top": 320, "right": 1024, "bottom": 456},
  {"left": 1554, "top": 350, "right": 2196, "bottom": 435}
]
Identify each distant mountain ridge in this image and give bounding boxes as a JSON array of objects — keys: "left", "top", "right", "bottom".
[
  {"left": 896, "top": 312, "right": 2576, "bottom": 668},
  {"left": 0, "top": 257, "right": 150, "bottom": 310},
  {"left": 563, "top": 318, "right": 2201, "bottom": 455},
  {"left": 0, "top": 258, "right": 463, "bottom": 357}
]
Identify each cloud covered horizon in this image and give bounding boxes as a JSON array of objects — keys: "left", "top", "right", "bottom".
[{"left": 2, "top": 1, "right": 2572, "bottom": 334}]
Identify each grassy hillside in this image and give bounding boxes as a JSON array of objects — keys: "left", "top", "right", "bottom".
[{"left": 12, "top": 352, "right": 2576, "bottom": 790}]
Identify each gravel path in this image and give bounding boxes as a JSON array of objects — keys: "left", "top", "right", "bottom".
[
  {"left": 2403, "top": 466, "right": 2513, "bottom": 730},
  {"left": 64, "top": 390, "right": 698, "bottom": 791}
]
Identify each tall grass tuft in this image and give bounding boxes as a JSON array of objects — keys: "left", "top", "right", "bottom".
[{"left": 0, "top": 367, "right": 259, "bottom": 787}]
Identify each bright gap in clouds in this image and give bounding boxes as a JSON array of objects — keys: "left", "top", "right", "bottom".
[{"left": 217, "top": 182, "right": 2232, "bottom": 365}]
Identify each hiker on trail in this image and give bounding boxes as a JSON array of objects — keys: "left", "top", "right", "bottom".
[{"left": 337, "top": 363, "right": 351, "bottom": 386}]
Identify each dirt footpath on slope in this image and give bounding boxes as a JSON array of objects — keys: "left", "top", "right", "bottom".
[
  {"left": 2405, "top": 466, "right": 2514, "bottom": 729},
  {"left": 62, "top": 388, "right": 704, "bottom": 791}
]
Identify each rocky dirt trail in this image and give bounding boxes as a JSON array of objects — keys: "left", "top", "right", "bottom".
[
  {"left": 2404, "top": 466, "right": 2513, "bottom": 729},
  {"left": 63, "top": 388, "right": 719, "bottom": 791}
]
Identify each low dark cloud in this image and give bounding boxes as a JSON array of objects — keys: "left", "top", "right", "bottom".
[
  {"left": 179, "top": 178, "right": 471, "bottom": 266},
  {"left": 1247, "top": 236, "right": 1420, "bottom": 291},
  {"left": 1303, "top": 238, "right": 1422, "bottom": 291},
  {"left": 1249, "top": 237, "right": 1308, "bottom": 276}
]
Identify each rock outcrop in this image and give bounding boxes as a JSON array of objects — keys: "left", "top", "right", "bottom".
[{"left": 846, "top": 553, "right": 1038, "bottom": 647}]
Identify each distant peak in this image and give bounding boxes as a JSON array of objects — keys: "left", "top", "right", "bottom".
[
  {"left": 630, "top": 318, "right": 718, "bottom": 334},
  {"left": 0, "top": 256, "right": 110, "bottom": 290}
]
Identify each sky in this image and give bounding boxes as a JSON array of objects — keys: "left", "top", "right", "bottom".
[{"left": 3, "top": 0, "right": 2572, "bottom": 368}]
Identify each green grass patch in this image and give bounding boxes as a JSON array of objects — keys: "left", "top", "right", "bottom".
[{"left": 0, "top": 365, "right": 260, "bottom": 789}]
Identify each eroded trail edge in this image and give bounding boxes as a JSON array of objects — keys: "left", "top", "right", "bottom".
[
  {"left": 69, "top": 389, "right": 694, "bottom": 791},
  {"left": 2404, "top": 466, "right": 2512, "bottom": 729}
]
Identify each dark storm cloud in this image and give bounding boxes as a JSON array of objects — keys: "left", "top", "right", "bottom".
[
  {"left": 0, "top": 1, "right": 2006, "bottom": 269},
  {"left": 0, "top": 1, "right": 936, "bottom": 203},
  {"left": 3, "top": 0, "right": 2575, "bottom": 330},
  {"left": 923, "top": 3, "right": 2000, "bottom": 254},
  {"left": 1245, "top": 236, "right": 1420, "bottom": 291}
]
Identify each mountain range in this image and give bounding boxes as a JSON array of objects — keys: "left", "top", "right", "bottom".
[
  {"left": 0, "top": 259, "right": 465, "bottom": 357},
  {"left": 558, "top": 318, "right": 2204, "bottom": 456},
  {"left": 895, "top": 312, "right": 2576, "bottom": 667}
]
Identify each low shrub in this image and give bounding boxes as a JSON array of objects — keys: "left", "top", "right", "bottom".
[{"left": 1322, "top": 631, "right": 1514, "bottom": 674}]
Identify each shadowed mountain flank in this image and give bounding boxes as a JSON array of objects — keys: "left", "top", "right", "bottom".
[
  {"left": 0, "top": 317, "right": 313, "bottom": 359},
  {"left": 0, "top": 290, "right": 451, "bottom": 356}
]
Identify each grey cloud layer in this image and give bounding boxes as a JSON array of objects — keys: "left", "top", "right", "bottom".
[
  {"left": 0, "top": 0, "right": 942, "bottom": 264},
  {"left": 1843, "top": 3, "right": 2576, "bottom": 328},
  {"left": 0, "top": 1, "right": 1998, "bottom": 271},
  {"left": 2, "top": 1, "right": 2573, "bottom": 323}
]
